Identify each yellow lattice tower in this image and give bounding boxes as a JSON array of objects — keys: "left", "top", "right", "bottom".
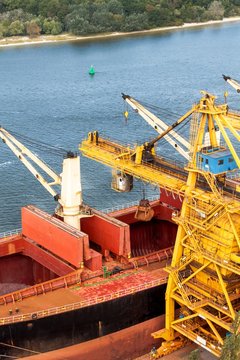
[
  {"left": 80, "top": 92, "right": 240, "bottom": 358},
  {"left": 152, "top": 93, "right": 240, "bottom": 358}
]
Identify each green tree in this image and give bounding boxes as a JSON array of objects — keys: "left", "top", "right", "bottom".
[
  {"left": 147, "top": 4, "right": 174, "bottom": 27},
  {"left": 220, "top": 312, "right": 240, "bottom": 360},
  {"left": 1, "top": 0, "right": 240, "bottom": 38},
  {"left": 123, "top": 12, "right": 148, "bottom": 31},
  {"left": 205, "top": 0, "right": 225, "bottom": 20},
  {"left": 0, "top": 22, "right": 6, "bottom": 38},
  {"left": 180, "top": 4, "right": 206, "bottom": 22},
  {"left": 65, "top": 12, "right": 93, "bottom": 35},
  {"left": 8, "top": 19, "right": 24, "bottom": 35},
  {"left": 121, "top": 0, "right": 146, "bottom": 15},
  {"left": 107, "top": 0, "right": 123, "bottom": 15},
  {"left": 42, "top": 18, "right": 62, "bottom": 34},
  {"left": 188, "top": 349, "right": 200, "bottom": 360},
  {"left": 38, "top": 0, "right": 70, "bottom": 21},
  {"left": 2, "top": 0, "right": 23, "bottom": 11},
  {"left": 23, "top": 0, "right": 39, "bottom": 15}
]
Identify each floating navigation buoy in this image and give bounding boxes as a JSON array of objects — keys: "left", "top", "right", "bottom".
[{"left": 89, "top": 65, "right": 95, "bottom": 75}]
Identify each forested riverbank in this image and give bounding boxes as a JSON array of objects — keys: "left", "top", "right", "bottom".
[
  {"left": 0, "top": 1, "right": 240, "bottom": 39},
  {"left": 0, "top": 16, "right": 240, "bottom": 48}
]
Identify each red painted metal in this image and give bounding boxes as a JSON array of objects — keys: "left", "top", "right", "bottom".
[
  {"left": 73, "top": 269, "right": 167, "bottom": 299},
  {"left": 22, "top": 206, "right": 90, "bottom": 268},
  {"left": 84, "top": 249, "right": 102, "bottom": 271},
  {"left": 0, "top": 233, "right": 75, "bottom": 280},
  {"left": 0, "top": 268, "right": 168, "bottom": 325},
  {"left": 81, "top": 209, "right": 130, "bottom": 256},
  {"left": 23, "top": 238, "right": 75, "bottom": 276},
  {"left": 0, "top": 253, "right": 35, "bottom": 287},
  {"left": 109, "top": 200, "right": 176, "bottom": 223},
  {"left": 159, "top": 188, "right": 182, "bottom": 209},
  {"left": 112, "top": 208, "right": 137, "bottom": 224},
  {"left": 0, "top": 270, "right": 82, "bottom": 306},
  {"left": 152, "top": 203, "right": 176, "bottom": 221},
  {"left": 129, "top": 246, "right": 173, "bottom": 268},
  {"left": 0, "top": 235, "right": 24, "bottom": 257}
]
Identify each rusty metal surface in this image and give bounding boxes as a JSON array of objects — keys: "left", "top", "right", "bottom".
[
  {"left": 27, "top": 315, "right": 166, "bottom": 360},
  {"left": 0, "top": 266, "right": 168, "bottom": 326}
]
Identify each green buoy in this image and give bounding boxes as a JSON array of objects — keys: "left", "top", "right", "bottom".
[{"left": 89, "top": 65, "right": 95, "bottom": 76}]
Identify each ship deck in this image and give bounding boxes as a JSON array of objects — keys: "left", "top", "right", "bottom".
[{"left": 0, "top": 267, "right": 168, "bottom": 325}]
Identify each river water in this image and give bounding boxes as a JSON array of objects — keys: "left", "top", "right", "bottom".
[{"left": 0, "top": 21, "right": 240, "bottom": 232}]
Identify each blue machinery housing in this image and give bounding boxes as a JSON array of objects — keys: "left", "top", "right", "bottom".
[{"left": 198, "top": 148, "right": 237, "bottom": 174}]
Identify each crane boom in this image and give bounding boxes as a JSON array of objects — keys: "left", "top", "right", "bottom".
[
  {"left": 122, "top": 94, "right": 191, "bottom": 160},
  {"left": 0, "top": 127, "right": 88, "bottom": 230},
  {"left": 0, "top": 127, "right": 61, "bottom": 197},
  {"left": 223, "top": 74, "right": 240, "bottom": 92}
]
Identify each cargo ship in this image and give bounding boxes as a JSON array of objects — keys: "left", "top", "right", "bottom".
[
  {"left": 0, "top": 125, "right": 179, "bottom": 359},
  {"left": 0, "top": 86, "right": 240, "bottom": 359}
]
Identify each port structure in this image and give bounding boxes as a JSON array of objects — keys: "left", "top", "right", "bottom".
[
  {"left": 0, "top": 128, "right": 91, "bottom": 230},
  {"left": 80, "top": 91, "right": 240, "bottom": 357}
]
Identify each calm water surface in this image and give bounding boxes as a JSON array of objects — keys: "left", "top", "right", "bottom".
[{"left": 0, "top": 22, "right": 240, "bottom": 232}]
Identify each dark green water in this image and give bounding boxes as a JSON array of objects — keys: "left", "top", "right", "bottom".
[{"left": 0, "top": 21, "right": 240, "bottom": 232}]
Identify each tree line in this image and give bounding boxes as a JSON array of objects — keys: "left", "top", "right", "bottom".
[{"left": 0, "top": 0, "right": 240, "bottom": 38}]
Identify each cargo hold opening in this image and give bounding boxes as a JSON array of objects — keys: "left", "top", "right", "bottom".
[
  {"left": 129, "top": 219, "right": 177, "bottom": 257},
  {"left": 112, "top": 201, "right": 178, "bottom": 258},
  {"left": 0, "top": 253, "right": 57, "bottom": 295}
]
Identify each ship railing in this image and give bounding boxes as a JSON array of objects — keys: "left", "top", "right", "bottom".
[
  {"left": 0, "top": 275, "right": 168, "bottom": 326},
  {"left": 227, "top": 169, "right": 240, "bottom": 180},
  {"left": 0, "top": 270, "right": 83, "bottom": 306},
  {"left": 141, "top": 158, "right": 187, "bottom": 182},
  {"left": 0, "top": 228, "right": 21, "bottom": 239},
  {"left": 101, "top": 195, "right": 159, "bottom": 214}
]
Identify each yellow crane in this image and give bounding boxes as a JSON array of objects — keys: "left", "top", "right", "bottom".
[
  {"left": 80, "top": 91, "right": 240, "bottom": 357},
  {"left": 122, "top": 93, "right": 191, "bottom": 160}
]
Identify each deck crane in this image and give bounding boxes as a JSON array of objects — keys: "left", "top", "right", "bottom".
[
  {"left": 0, "top": 127, "right": 90, "bottom": 230},
  {"left": 80, "top": 91, "right": 240, "bottom": 357},
  {"left": 223, "top": 74, "right": 240, "bottom": 93},
  {"left": 122, "top": 93, "right": 191, "bottom": 161}
]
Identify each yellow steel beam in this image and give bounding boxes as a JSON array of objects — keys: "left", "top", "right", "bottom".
[
  {"left": 181, "top": 239, "right": 240, "bottom": 276},
  {"left": 222, "top": 112, "right": 240, "bottom": 130},
  {"left": 171, "top": 323, "right": 221, "bottom": 357},
  {"left": 214, "top": 115, "right": 240, "bottom": 169},
  {"left": 81, "top": 139, "right": 187, "bottom": 194},
  {"left": 219, "top": 114, "right": 240, "bottom": 141},
  {"left": 214, "top": 263, "right": 235, "bottom": 319},
  {"left": 171, "top": 312, "right": 198, "bottom": 325},
  {"left": 165, "top": 255, "right": 194, "bottom": 274},
  {"left": 172, "top": 294, "right": 232, "bottom": 331},
  {"left": 205, "top": 319, "right": 224, "bottom": 345},
  {"left": 191, "top": 113, "right": 207, "bottom": 165},
  {"left": 227, "top": 212, "right": 240, "bottom": 251},
  {"left": 171, "top": 260, "right": 211, "bottom": 295},
  {"left": 163, "top": 176, "right": 201, "bottom": 340},
  {"left": 208, "top": 114, "right": 218, "bottom": 148}
]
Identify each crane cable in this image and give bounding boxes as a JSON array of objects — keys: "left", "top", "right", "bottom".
[{"left": 4, "top": 128, "right": 69, "bottom": 158}]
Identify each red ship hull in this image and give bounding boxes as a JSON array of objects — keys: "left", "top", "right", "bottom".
[{"left": 0, "top": 191, "right": 181, "bottom": 358}]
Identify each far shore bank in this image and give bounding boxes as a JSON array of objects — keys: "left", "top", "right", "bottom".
[{"left": 0, "top": 16, "right": 240, "bottom": 48}]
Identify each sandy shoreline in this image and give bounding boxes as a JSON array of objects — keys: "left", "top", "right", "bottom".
[{"left": 0, "top": 16, "right": 240, "bottom": 48}]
